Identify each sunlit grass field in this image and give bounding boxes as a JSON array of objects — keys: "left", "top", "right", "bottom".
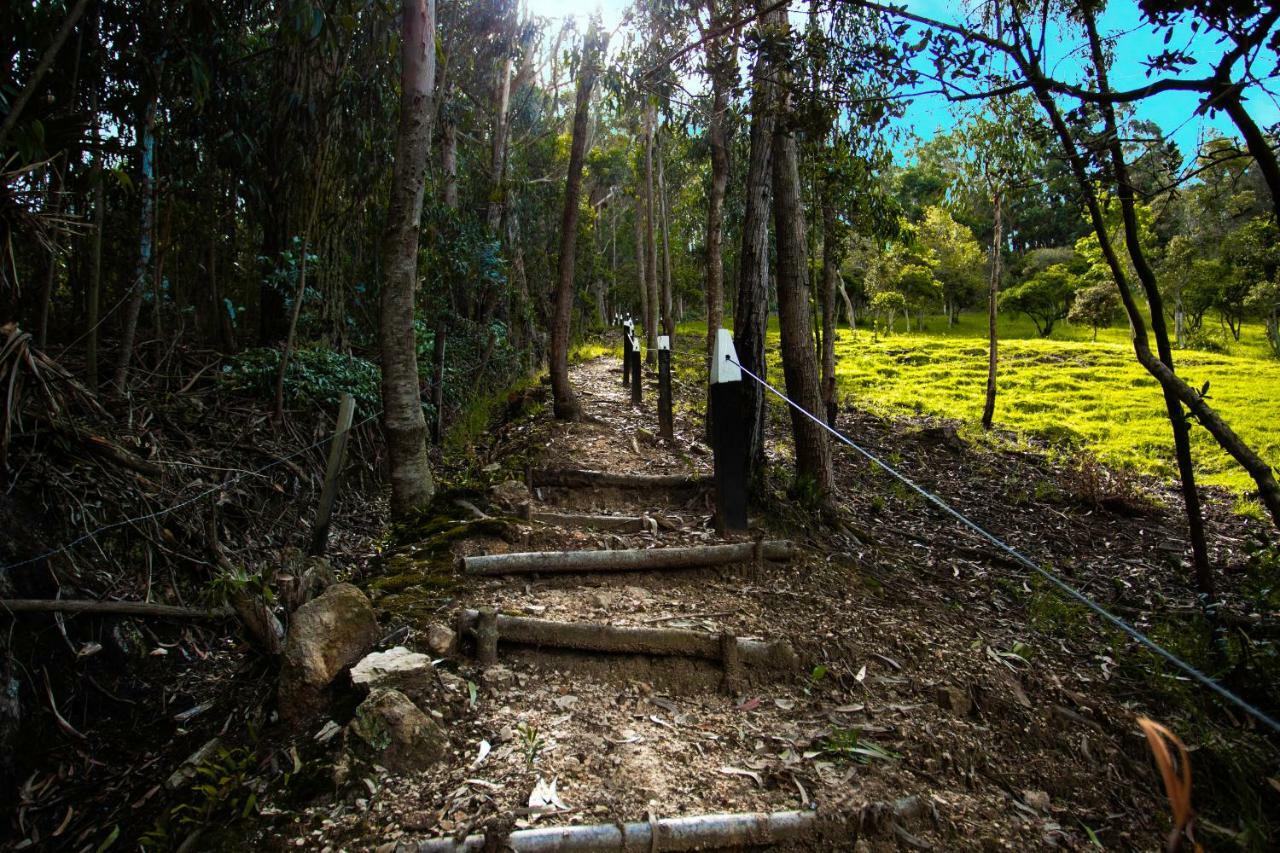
[{"left": 673, "top": 313, "right": 1280, "bottom": 495}]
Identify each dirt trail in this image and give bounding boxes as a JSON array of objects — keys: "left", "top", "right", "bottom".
[{"left": 321, "top": 353, "right": 1189, "bottom": 851}]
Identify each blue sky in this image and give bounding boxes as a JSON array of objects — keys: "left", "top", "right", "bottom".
[
  {"left": 524, "top": 0, "right": 1276, "bottom": 163},
  {"left": 895, "top": 0, "right": 1279, "bottom": 162}
]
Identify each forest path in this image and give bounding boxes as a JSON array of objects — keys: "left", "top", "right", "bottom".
[{"left": 352, "top": 352, "right": 1167, "bottom": 851}]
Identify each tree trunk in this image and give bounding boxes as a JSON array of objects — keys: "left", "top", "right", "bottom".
[
  {"left": 642, "top": 102, "right": 660, "bottom": 365},
  {"left": 981, "top": 192, "right": 1002, "bottom": 430},
  {"left": 36, "top": 166, "right": 65, "bottom": 348},
  {"left": 86, "top": 121, "right": 104, "bottom": 393},
  {"left": 657, "top": 129, "right": 674, "bottom": 337},
  {"left": 441, "top": 113, "right": 458, "bottom": 210},
  {"left": 549, "top": 23, "right": 602, "bottom": 421},
  {"left": 732, "top": 0, "right": 781, "bottom": 483},
  {"left": 1079, "top": 11, "right": 1216, "bottom": 602},
  {"left": 379, "top": 0, "right": 438, "bottom": 518},
  {"left": 771, "top": 49, "right": 833, "bottom": 499},
  {"left": 634, "top": 198, "right": 649, "bottom": 346},
  {"left": 819, "top": 199, "right": 840, "bottom": 427},
  {"left": 113, "top": 78, "right": 159, "bottom": 391}
]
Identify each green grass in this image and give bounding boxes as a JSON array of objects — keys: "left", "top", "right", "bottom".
[{"left": 675, "top": 313, "right": 1280, "bottom": 494}]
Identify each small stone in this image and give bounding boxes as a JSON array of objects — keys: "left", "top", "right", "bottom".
[
  {"left": 482, "top": 462, "right": 501, "bottom": 473},
  {"left": 589, "top": 592, "right": 611, "bottom": 609},
  {"left": 1023, "top": 789, "right": 1051, "bottom": 812},
  {"left": 351, "top": 647, "right": 433, "bottom": 691},
  {"left": 426, "top": 623, "right": 456, "bottom": 657},
  {"left": 936, "top": 685, "right": 972, "bottom": 716},
  {"left": 348, "top": 688, "right": 446, "bottom": 774},
  {"left": 484, "top": 665, "right": 515, "bottom": 686}
]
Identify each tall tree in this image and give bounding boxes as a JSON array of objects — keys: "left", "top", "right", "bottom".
[
  {"left": 733, "top": 0, "right": 782, "bottom": 483},
  {"left": 380, "top": 0, "right": 438, "bottom": 517},
  {"left": 771, "top": 19, "right": 833, "bottom": 500},
  {"left": 549, "top": 19, "right": 603, "bottom": 421}
]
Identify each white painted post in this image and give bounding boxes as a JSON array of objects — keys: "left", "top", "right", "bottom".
[{"left": 709, "top": 329, "right": 746, "bottom": 534}]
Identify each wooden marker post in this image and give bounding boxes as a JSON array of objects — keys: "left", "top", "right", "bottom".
[
  {"left": 309, "top": 393, "right": 356, "bottom": 556},
  {"left": 630, "top": 334, "right": 643, "bottom": 405},
  {"left": 657, "top": 335, "right": 673, "bottom": 441},
  {"left": 710, "top": 329, "right": 747, "bottom": 534},
  {"left": 622, "top": 320, "right": 632, "bottom": 386}
]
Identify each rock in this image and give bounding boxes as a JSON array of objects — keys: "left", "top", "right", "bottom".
[
  {"left": 352, "top": 646, "right": 433, "bottom": 690},
  {"left": 1023, "top": 789, "right": 1051, "bottom": 812},
  {"left": 491, "top": 479, "right": 529, "bottom": 509},
  {"left": 936, "top": 685, "right": 972, "bottom": 716},
  {"left": 279, "top": 583, "right": 379, "bottom": 726},
  {"left": 280, "top": 555, "right": 337, "bottom": 613},
  {"left": 348, "top": 688, "right": 446, "bottom": 774},
  {"left": 426, "top": 623, "right": 456, "bottom": 657},
  {"left": 484, "top": 664, "right": 515, "bottom": 686},
  {"left": 589, "top": 591, "right": 611, "bottom": 609},
  {"left": 908, "top": 424, "right": 966, "bottom": 452}
]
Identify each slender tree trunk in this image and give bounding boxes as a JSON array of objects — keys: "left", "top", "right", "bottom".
[
  {"left": 549, "top": 23, "right": 602, "bottom": 421},
  {"left": 819, "top": 199, "right": 841, "bottom": 428},
  {"left": 657, "top": 129, "right": 674, "bottom": 338},
  {"left": 37, "top": 166, "right": 65, "bottom": 348},
  {"left": 981, "top": 192, "right": 1002, "bottom": 430},
  {"left": 114, "top": 78, "right": 159, "bottom": 391},
  {"left": 273, "top": 156, "right": 325, "bottom": 422},
  {"left": 379, "top": 0, "right": 438, "bottom": 517},
  {"left": 87, "top": 113, "right": 104, "bottom": 393},
  {"left": 733, "top": 0, "right": 781, "bottom": 482},
  {"left": 642, "top": 102, "right": 659, "bottom": 365},
  {"left": 771, "top": 45, "right": 833, "bottom": 500},
  {"left": 1079, "top": 11, "right": 1215, "bottom": 604},
  {"left": 441, "top": 113, "right": 458, "bottom": 210},
  {"left": 634, "top": 198, "right": 649, "bottom": 345}
]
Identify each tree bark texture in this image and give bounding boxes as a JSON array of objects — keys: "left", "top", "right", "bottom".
[
  {"left": 770, "top": 46, "right": 833, "bottom": 498},
  {"left": 981, "top": 193, "right": 1002, "bottom": 431},
  {"left": 550, "top": 23, "right": 601, "bottom": 421},
  {"left": 113, "top": 79, "right": 158, "bottom": 391},
  {"left": 642, "top": 102, "right": 660, "bottom": 365},
  {"left": 379, "top": 0, "right": 438, "bottom": 517},
  {"left": 819, "top": 198, "right": 840, "bottom": 427},
  {"left": 733, "top": 0, "right": 782, "bottom": 482}
]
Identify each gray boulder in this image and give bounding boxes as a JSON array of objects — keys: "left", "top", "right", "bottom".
[{"left": 279, "top": 583, "right": 379, "bottom": 725}]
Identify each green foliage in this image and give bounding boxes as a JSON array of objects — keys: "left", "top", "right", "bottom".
[
  {"left": 141, "top": 744, "right": 259, "bottom": 849},
  {"left": 822, "top": 727, "right": 898, "bottom": 763},
  {"left": 1067, "top": 282, "right": 1120, "bottom": 340},
  {"left": 222, "top": 347, "right": 380, "bottom": 410},
  {"left": 999, "top": 264, "right": 1078, "bottom": 337},
  {"left": 517, "top": 722, "right": 544, "bottom": 767},
  {"left": 870, "top": 290, "right": 907, "bottom": 333}
]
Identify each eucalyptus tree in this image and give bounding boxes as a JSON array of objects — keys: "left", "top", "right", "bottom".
[
  {"left": 380, "top": 0, "right": 438, "bottom": 517},
  {"left": 550, "top": 19, "right": 605, "bottom": 421}
]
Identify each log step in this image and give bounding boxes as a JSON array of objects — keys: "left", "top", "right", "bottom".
[
  {"left": 455, "top": 609, "right": 797, "bottom": 680},
  {"left": 520, "top": 507, "right": 683, "bottom": 533},
  {"left": 462, "top": 540, "right": 794, "bottom": 576},
  {"left": 530, "top": 467, "right": 707, "bottom": 490}
]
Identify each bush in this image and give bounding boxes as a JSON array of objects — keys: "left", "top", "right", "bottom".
[{"left": 222, "top": 347, "right": 381, "bottom": 410}]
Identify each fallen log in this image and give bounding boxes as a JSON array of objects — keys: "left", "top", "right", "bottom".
[
  {"left": 530, "top": 467, "right": 707, "bottom": 490},
  {"left": 410, "top": 810, "right": 814, "bottom": 852},
  {"left": 0, "top": 599, "right": 233, "bottom": 620},
  {"left": 407, "top": 797, "right": 928, "bottom": 852},
  {"left": 462, "top": 540, "right": 794, "bottom": 576},
  {"left": 521, "top": 507, "right": 683, "bottom": 533},
  {"left": 456, "top": 609, "right": 797, "bottom": 672}
]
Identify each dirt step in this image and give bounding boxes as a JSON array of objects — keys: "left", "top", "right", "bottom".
[
  {"left": 456, "top": 608, "right": 798, "bottom": 690},
  {"left": 462, "top": 541, "right": 795, "bottom": 576}
]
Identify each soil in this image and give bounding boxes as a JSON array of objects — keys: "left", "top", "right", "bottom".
[
  {"left": 6, "top": 346, "right": 1278, "bottom": 851},
  {"left": 271, "top": 351, "right": 1276, "bottom": 851}
]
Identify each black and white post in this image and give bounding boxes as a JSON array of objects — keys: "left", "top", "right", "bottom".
[
  {"left": 657, "top": 335, "right": 674, "bottom": 441},
  {"left": 622, "top": 319, "right": 632, "bottom": 386},
  {"left": 630, "top": 333, "right": 643, "bottom": 405},
  {"left": 710, "top": 328, "right": 747, "bottom": 534}
]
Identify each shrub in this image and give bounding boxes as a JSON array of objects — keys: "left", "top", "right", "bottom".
[{"left": 222, "top": 347, "right": 380, "bottom": 410}]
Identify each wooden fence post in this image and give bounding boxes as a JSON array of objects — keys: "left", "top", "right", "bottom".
[
  {"left": 622, "top": 319, "right": 632, "bottom": 385},
  {"left": 710, "top": 329, "right": 747, "bottom": 534},
  {"left": 308, "top": 392, "right": 356, "bottom": 556},
  {"left": 657, "top": 335, "right": 673, "bottom": 441},
  {"left": 630, "top": 334, "right": 643, "bottom": 405}
]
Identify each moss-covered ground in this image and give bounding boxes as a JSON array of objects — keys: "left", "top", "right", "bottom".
[{"left": 675, "top": 313, "right": 1280, "bottom": 497}]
